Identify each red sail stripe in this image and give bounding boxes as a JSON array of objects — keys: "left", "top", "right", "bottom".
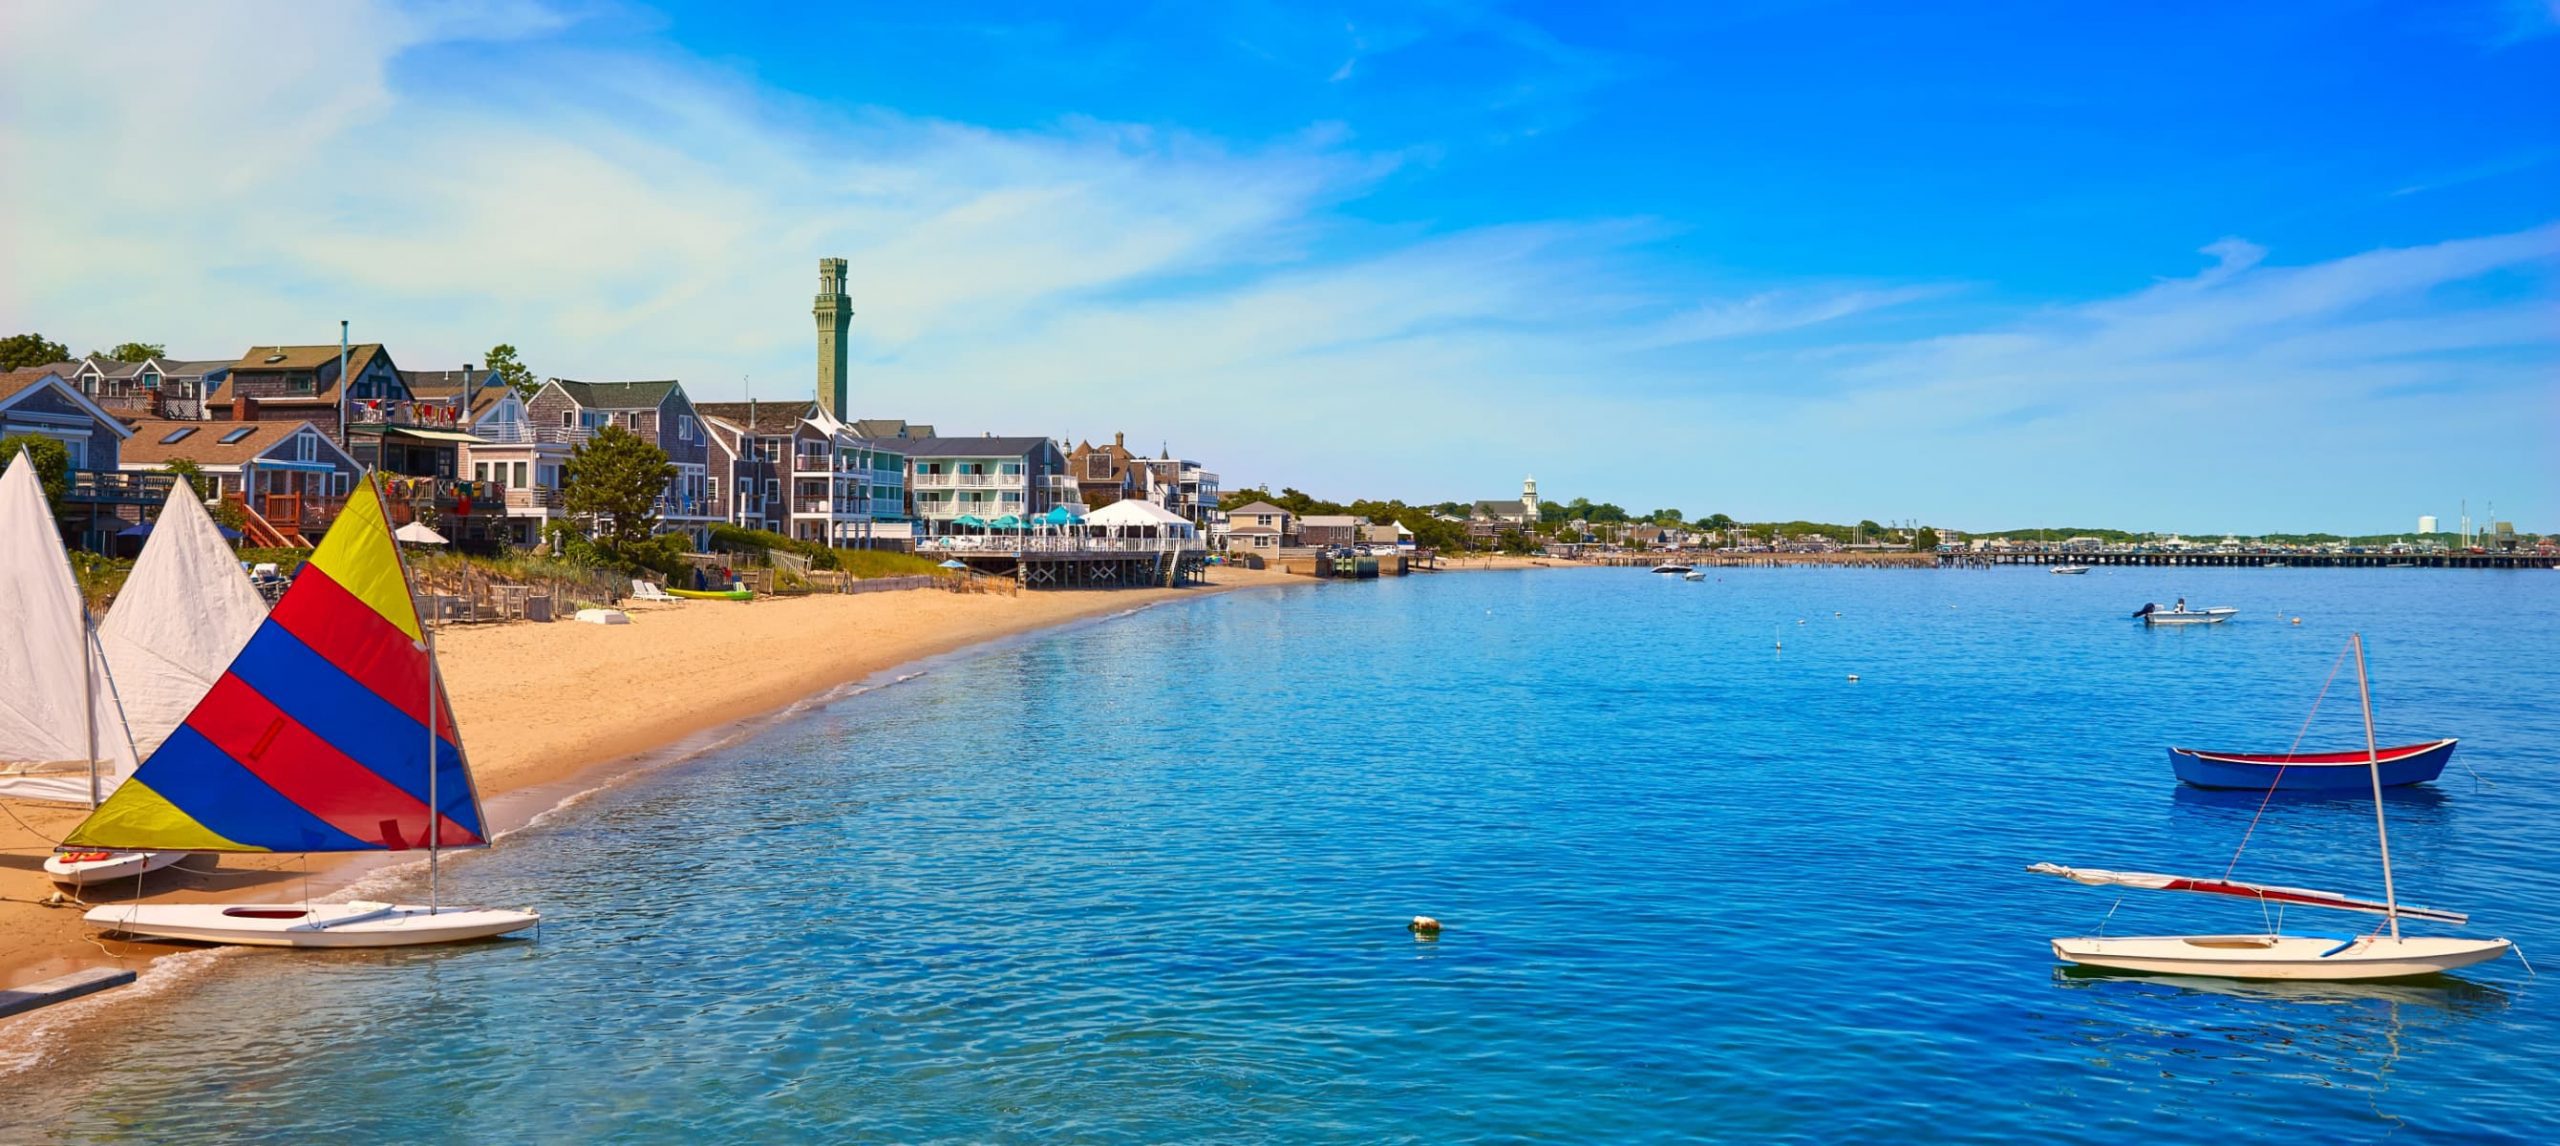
[
  {"left": 268, "top": 563, "right": 456, "bottom": 741},
  {"left": 183, "top": 674, "right": 482, "bottom": 849}
]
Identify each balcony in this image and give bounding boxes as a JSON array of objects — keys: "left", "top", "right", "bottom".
[
  {"left": 66, "top": 471, "right": 179, "bottom": 506},
  {"left": 474, "top": 423, "right": 593, "bottom": 446},
  {"left": 504, "top": 487, "right": 561, "bottom": 511},
  {"left": 349, "top": 399, "right": 468, "bottom": 429},
  {"left": 912, "top": 471, "right": 1023, "bottom": 490},
  {"left": 793, "top": 497, "right": 832, "bottom": 515}
]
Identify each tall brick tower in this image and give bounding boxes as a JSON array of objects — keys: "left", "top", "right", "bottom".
[{"left": 814, "top": 257, "right": 852, "bottom": 420}]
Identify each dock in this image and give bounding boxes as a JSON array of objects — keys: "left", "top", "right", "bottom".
[
  {"left": 1940, "top": 548, "right": 2559, "bottom": 570},
  {"left": 0, "top": 967, "right": 135, "bottom": 1020}
]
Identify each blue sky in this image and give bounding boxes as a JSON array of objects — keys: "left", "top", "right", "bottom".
[{"left": 4, "top": 0, "right": 2554, "bottom": 532}]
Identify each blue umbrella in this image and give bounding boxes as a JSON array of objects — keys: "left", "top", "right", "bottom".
[{"left": 937, "top": 558, "right": 968, "bottom": 569}]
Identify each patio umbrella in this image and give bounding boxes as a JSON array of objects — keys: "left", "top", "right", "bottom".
[
  {"left": 394, "top": 521, "right": 449, "bottom": 546},
  {"left": 117, "top": 521, "right": 154, "bottom": 538},
  {"left": 990, "top": 514, "right": 1023, "bottom": 530},
  {"left": 937, "top": 558, "right": 968, "bottom": 569}
]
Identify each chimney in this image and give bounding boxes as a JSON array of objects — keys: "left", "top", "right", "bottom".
[{"left": 1114, "top": 431, "right": 1124, "bottom": 452}]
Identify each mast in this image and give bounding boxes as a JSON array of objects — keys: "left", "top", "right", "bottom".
[
  {"left": 427, "top": 625, "right": 441, "bottom": 915},
  {"left": 2352, "top": 633, "right": 2400, "bottom": 940},
  {"left": 81, "top": 604, "right": 99, "bottom": 808}
]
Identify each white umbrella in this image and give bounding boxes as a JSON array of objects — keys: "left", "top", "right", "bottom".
[{"left": 394, "top": 521, "right": 449, "bottom": 546}]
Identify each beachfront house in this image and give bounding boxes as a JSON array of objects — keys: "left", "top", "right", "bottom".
[
  {"left": 529, "top": 378, "right": 715, "bottom": 546},
  {"left": 1065, "top": 433, "right": 1139, "bottom": 508},
  {"left": 1222, "top": 500, "right": 1296, "bottom": 553},
  {"left": 0, "top": 367, "right": 143, "bottom": 552},
  {"left": 118, "top": 418, "right": 363, "bottom": 546},
  {"left": 902, "top": 435, "right": 1073, "bottom": 525},
  {"left": 1362, "top": 521, "right": 1416, "bottom": 550},
  {"left": 39, "top": 355, "right": 234, "bottom": 421},
  {"left": 211, "top": 343, "right": 509, "bottom": 546},
  {"left": 698, "top": 400, "right": 810, "bottom": 535},
  {"left": 1299, "top": 514, "right": 1361, "bottom": 547},
  {"left": 405, "top": 368, "right": 556, "bottom": 546}
]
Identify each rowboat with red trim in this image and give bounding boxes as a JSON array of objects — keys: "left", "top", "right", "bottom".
[{"left": 2168, "top": 738, "right": 2457, "bottom": 791}]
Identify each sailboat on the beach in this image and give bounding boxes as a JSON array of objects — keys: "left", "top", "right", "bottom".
[
  {"left": 67, "top": 473, "right": 539, "bottom": 947},
  {"left": 44, "top": 480, "right": 270, "bottom": 887},
  {"left": 0, "top": 450, "right": 154, "bottom": 865},
  {"left": 2031, "top": 634, "right": 2510, "bottom": 981}
]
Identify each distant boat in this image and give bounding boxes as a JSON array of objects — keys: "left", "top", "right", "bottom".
[
  {"left": 68, "top": 473, "right": 539, "bottom": 949},
  {"left": 1651, "top": 563, "right": 1693, "bottom": 575},
  {"left": 2051, "top": 564, "right": 2090, "bottom": 575},
  {"left": 2169, "top": 739, "right": 2457, "bottom": 791},
  {"left": 2034, "top": 634, "right": 2510, "bottom": 981},
  {"left": 1681, "top": 570, "right": 1705, "bottom": 581},
  {"left": 2133, "top": 602, "right": 2236, "bottom": 625}
]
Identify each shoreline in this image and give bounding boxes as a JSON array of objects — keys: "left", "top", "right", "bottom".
[{"left": 0, "top": 567, "right": 1300, "bottom": 1014}]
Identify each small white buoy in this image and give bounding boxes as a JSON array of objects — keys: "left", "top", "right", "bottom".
[
  {"left": 1797, "top": 618, "right": 1807, "bottom": 625},
  {"left": 1847, "top": 674, "right": 1860, "bottom": 683},
  {"left": 2291, "top": 616, "right": 2302, "bottom": 625},
  {"left": 1409, "top": 915, "right": 1442, "bottom": 937}
]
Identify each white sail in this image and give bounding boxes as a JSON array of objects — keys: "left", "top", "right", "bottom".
[
  {"left": 98, "top": 482, "right": 268, "bottom": 759},
  {"left": 0, "top": 451, "right": 137, "bottom": 804}
]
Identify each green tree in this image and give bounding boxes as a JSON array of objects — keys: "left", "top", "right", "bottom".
[
  {"left": 1650, "top": 507, "right": 1685, "bottom": 526},
  {"left": 562, "top": 424, "right": 677, "bottom": 567},
  {"left": 164, "top": 456, "right": 214, "bottom": 500},
  {"left": 485, "top": 343, "right": 539, "bottom": 400},
  {"left": 92, "top": 342, "right": 166, "bottom": 362},
  {"left": 1497, "top": 528, "right": 1537, "bottom": 556},
  {"left": 1912, "top": 527, "right": 1941, "bottom": 552},
  {"left": 0, "top": 433, "right": 71, "bottom": 515},
  {"left": 0, "top": 333, "right": 72, "bottom": 372}
]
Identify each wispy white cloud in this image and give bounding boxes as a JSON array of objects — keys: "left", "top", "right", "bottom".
[{"left": 0, "top": 0, "right": 2550, "bottom": 532}]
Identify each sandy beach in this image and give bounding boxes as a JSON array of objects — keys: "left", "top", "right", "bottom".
[{"left": 0, "top": 567, "right": 1296, "bottom": 997}]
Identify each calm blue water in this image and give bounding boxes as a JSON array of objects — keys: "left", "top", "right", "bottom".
[{"left": 16, "top": 567, "right": 2560, "bottom": 1142}]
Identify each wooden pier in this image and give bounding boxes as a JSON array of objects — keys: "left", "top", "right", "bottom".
[
  {"left": 947, "top": 547, "right": 1207, "bottom": 589},
  {"left": 1942, "top": 548, "right": 2559, "bottom": 571}
]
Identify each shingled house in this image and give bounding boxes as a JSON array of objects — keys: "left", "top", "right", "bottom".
[{"left": 527, "top": 378, "right": 714, "bottom": 544}]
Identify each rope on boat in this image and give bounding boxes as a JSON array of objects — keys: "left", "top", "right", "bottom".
[
  {"left": 2515, "top": 942, "right": 2537, "bottom": 976},
  {"left": 2225, "top": 641, "right": 2352, "bottom": 879}
]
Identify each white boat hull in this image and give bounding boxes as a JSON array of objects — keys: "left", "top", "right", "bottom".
[
  {"left": 2052, "top": 933, "right": 2511, "bottom": 980},
  {"left": 44, "top": 850, "right": 189, "bottom": 887},
  {"left": 2144, "top": 608, "right": 2236, "bottom": 626},
  {"left": 85, "top": 900, "right": 540, "bottom": 948}
]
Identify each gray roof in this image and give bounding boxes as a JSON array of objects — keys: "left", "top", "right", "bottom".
[
  {"left": 696, "top": 400, "right": 817, "bottom": 434},
  {"left": 1473, "top": 499, "right": 1531, "bottom": 516},
  {"left": 841, "top": 436, "right": 913, "bottom": 456},
  {"left": 849, "top": 417, "right": 934, "bottom": 440},
  {"left": 897, "top": 435, "right": 1053, "bottom": 458},
  {"left": 1225, "top": 501, "right": 1290, "bottom": 517},
  {"left": 548, "top": 378, "right": 682, "bottom": 409}
]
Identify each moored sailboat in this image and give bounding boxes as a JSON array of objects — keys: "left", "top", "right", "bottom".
[
  {"left": 67, "top": 474, "right": 538, "bottom": 947},
  {"left": 2033, "top": 634, "right": 2509, "bottom": 981},
  {"left": 44, "top": 481, "right": 270, "bottom": 887}
]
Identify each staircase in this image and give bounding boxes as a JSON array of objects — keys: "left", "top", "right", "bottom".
[{"left": 227, "top": 493, "right": 308, "bottom": 549}]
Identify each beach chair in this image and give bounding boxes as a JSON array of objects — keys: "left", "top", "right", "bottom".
[{"left": 629, "top": 578, "right": 679, "bottom": 603}]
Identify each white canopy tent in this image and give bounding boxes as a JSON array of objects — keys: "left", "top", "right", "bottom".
[{"left": 1082, "top": 498, "right": 1197, "bottom": 541}]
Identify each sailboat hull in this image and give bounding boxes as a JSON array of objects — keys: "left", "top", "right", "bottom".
[
  {"left": 2168, "top": 739, "right": 2456, "bottom": 790},
  {"left": 2051, "top": 934, "right": 2511, "bottom": 980},
  {"left": 86, "top": 901, "right": 539, "bottom": 948},
  {"left": 44, "top": 849, "right": 189, "bottom": 887}
]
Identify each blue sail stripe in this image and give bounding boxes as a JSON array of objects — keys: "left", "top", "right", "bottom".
[
  {"left": 224, "top": 624, "right": 485, "bottom": 839},
  {"left": 141, "top": 725, "right": 373, "bottom": 852}
]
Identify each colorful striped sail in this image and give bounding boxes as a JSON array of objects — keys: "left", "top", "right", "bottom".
[{"left": 65, "top": 475, "right": 488, "bottom": 854}]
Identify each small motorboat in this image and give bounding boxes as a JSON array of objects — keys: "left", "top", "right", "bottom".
[
  {"left": 1650, "top": 563, "right": 1693, "bottom": 575},
  {"left": 83, "top": 901, "right": 539, "bottom": 948},
  {"left": 2052, "top": 564, "right": 2090, "bottom": 575},
  {"left": 1682, "top": 570, "right": 1705, "bottom": 581},
  {"left": 2169, "top": 739, "right": 2456, "bottom": 790},
  {"left": 44, "top": 849, "right": 189, "bottom": 887},
  {"left": 2133, "top": 602, "right": 2235, "bottom": 625}
]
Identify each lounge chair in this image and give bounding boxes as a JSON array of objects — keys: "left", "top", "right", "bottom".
[{"left": 629, "top": 578, "right": 679, "bottom": 603}]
